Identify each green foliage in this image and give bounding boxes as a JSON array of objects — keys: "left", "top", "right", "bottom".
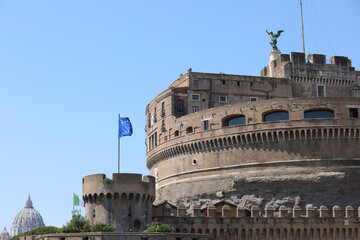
[
  {"left": 10, "top": 226, "right": 60, "bottom": 240},
  {"left": 227, "top": 224, "right": 232, "bottom": 233},
  {"left": 102, "top": 178, "right": 113, "bottom": 184},
  {"left": 61, "top": 210, "right": 115, "bottom": 233},
  {"left": 89, "top": 223, "right": 115, "bottom": 232},
  {"left": 143, "top": 219, "right": 175, "bottom": 233},
  {"left": 10, "top": 211, "right": 115, "bottom": 240},
  {"left": 61, "top": 210, "right": 90, "bottom": 233}
]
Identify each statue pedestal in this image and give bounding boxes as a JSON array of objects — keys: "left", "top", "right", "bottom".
[
  {"left": 268, "top": 50, "right": 281, "bottom": 77},
  {"left": 269, "top": 50, "right": 281, "bottom": 62}
]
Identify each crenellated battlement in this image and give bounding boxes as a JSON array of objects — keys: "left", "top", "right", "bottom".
[
  {"left": 156, "top": 204, "right": 360, "bottom": 239},
  {"left": 261, "top": 52, "right": 356, "bottom": 83},
  {"left": 83, "top": 173, "right": 155, "bottom": 204},
  {"left": 82, "top": 173, "right": 155, "bottom": 233},
  {"left": 155, "top": 203, "right": 360, "bottom": 218}
]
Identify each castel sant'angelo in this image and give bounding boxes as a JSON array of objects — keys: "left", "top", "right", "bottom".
[
  {"left": 146, "top": 49, "right": 360, "bottom": 211},
  {"left": 68, "top": 26, "right": 360, "bottom": 239},
  {"left": 78, "top": 41, "right": 360, "bottom": 239}
]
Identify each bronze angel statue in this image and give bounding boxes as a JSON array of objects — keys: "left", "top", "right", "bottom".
[{"left": 266, "top": 29, "right": 284, "bottom": 51}]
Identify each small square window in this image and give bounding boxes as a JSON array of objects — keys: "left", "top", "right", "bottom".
[
  {"left": 250, "top": 97, "right": 257, "bottom": 102},
  {"left": 192, "top": 94, "right": 199, "bottom": 101},
  {"left": 194, "top": 79, "right": 199, "bottom": 86},
  {"left": 193, "top": 106, "right": 199, "bottom": 113},
  {"left": 349, "top": 108, "right": 359, "bottom": 118},
  {"left": 219, "top": 96, "right": 227, "bottom": 102}
]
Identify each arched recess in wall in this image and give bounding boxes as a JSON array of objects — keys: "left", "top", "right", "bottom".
[
  {"left": 186, "top": 126, "right": 193, "bottom": 134},
  {"left": 263, "top": 110, "right": 289, "bottom": 122},
  {"left": 222, "top": 114, "right": 246, "bottom": 127},
  {"left": 304, "top": 108, "right": 334, "bottom": 119},
  {"left": 174, "top": 130, "right": 179, "bottom": 137}
]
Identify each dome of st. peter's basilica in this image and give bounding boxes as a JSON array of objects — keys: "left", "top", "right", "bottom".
[{"left": 10, "top": 196, "right": 45, "bottom": 237}]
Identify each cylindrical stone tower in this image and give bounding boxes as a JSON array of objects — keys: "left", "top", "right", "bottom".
[{"left": 82, "top": 173, "right": 155, "bottom": 232}]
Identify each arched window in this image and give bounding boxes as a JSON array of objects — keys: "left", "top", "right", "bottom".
[
  {"left": 223, "top": 115, "right": 246, "bottom": 127},
  {"left": 174, "top": 130, "right": 179, "bottom": 137},
  {"left": 304, "top": 109, "right": 334, "bottom": 119},
  {"left": 263, "top": 110, "right": 289, "bottom": 122}
]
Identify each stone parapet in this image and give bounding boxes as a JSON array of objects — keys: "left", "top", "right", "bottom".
[
  {"left": 158, "top": 214, "right": 360, "bottom": 240},
  {"left": 29, "top": 232, "right": 211, "bottom": 240},
  {"left": 154, "top": 204, "right": 360, "bottom": 239},
  {"left": 82, "top": 173, "right": 155, "bottom": 232}
]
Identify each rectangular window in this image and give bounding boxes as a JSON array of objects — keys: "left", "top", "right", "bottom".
[
  {"left": 250, "top": 97, "right": 258, "bottom": 102},
  {"left": 192, "top": 94, "right": 200, "bottom": 101},
  {"left": 193, "top": 106, "right": 199, "bottom": 113},
  {"left": 177, "top": 99, "right": 184, "bottom": 112},
  {"left": 161, "top": 120, "right": 166, "bottom": 132},
  {"left": 237, "top": 81, "right": 240, "bottom": 87},
  {"left": 194, "top": 79, "right": 199, "bottom": 86},
  {"left": 222, "top": 80, "right": 226, "bottom": 85},
  {"left": 148, "top": 113, "right": 151, "bottom": 127},
  {"left": 349, "top": 108, "right": 359, "bottom": 118},
  {"left": 161, "top": 102, "right": 165, "bottom": 117},
  {"left": 204, "top": 120, "right": 209, "bottom": 130},
  {"left": 219, "top": 96, "right": 227, "bottom": 102},
  {"left": 317, "top": 85, "right": 325, "bottom": 97},
  {"left": 148, "top": 132, "right": 158, "bottom": 151}
]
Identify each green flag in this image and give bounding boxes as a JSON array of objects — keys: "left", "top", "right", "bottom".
[
  {"left": 73, "top": 193, "right": 79, "bottom": 206},
  {"left": 73, "top": 193, "right": 85, "bottom": 207}
]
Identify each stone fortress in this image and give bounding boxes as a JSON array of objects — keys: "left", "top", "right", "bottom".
[
  {"left": 145, "top": 51, "right": 360, "bottom": 212},
  {"left": 77, "top": 50, "right": 360, "bottom": 240}
]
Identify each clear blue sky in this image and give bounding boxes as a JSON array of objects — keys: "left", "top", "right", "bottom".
[{"left": 0, "top": 0, "right": 359, "bottom": 230}]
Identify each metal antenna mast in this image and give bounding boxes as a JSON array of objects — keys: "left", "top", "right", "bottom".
[{"left": 300, "top": 0, "right": 306, "bottom": 54}]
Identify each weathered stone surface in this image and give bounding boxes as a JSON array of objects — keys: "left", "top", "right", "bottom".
[
  {"left": 82, "top": 173, "right": 155, "bottom": 232},
  {"left": 145, "top": 52, "right": 360, "bottom": 219}
]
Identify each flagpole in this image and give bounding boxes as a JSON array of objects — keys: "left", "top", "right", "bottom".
[{"left": 118, "top": 114, "right": 120, "bottom": 173}]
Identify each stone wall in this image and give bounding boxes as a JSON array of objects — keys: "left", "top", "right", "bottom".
[
  {"left": 261, "top": 52, "right": 356, "bottom": 82},
  {"left": 82, "top": 173, "right": 155, "bottom": 232},
  {"left": 158, "top": 204, "right": 360, "bottom": 240},
  {"left": 144, "top": 52, "right": 360, "bottom": 231},
  {"left": 21, "top": 232, "right": 211, "bottom": 240},
  {"left": 145, "top": 97, "right": 360, "bottom": 210}
]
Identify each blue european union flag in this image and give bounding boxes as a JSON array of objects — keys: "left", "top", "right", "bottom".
[{"left": 118, "top": 117, "right": 133, "bottom": 138}]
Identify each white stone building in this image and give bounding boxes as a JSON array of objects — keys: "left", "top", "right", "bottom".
[{"left": 10, "top": 196, "right": 45, "bottom": 237}]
